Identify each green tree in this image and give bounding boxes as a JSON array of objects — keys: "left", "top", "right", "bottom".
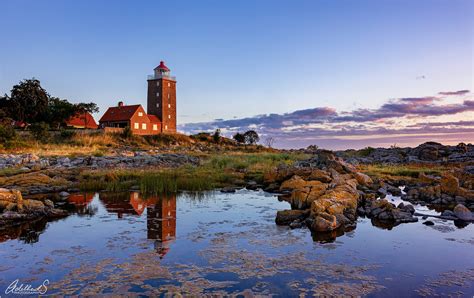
[
  {"left": 244, "top": 130, "right": 259, "bottom": 145},
  {"left": 76, "top": 102, "right": 99, "bottom": 128},
  {"left": 212, "top": 129, "right": 221, "bottom": 143},
  {"left": 30, "top": 122, "right": 50, "bottom": 142},
  {"left": 8, "top": 79, "right": 49, "bottom": 123},
  {"left": 233, "top": 132, "right": 245, "bottom": 144},
  {"left": 48, "top": 97, "right": 78, "bottom": 129}
]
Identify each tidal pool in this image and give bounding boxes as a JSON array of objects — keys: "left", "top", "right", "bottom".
[{"left": 0, "top": 189, "right": 473, "bottom": 296}]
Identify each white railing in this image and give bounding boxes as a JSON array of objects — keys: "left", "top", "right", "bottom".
[{"left": 147, "top": 74, "right": 176, "bottom": 81}]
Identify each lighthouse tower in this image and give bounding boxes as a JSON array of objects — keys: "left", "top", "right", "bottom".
[{"left": 147, "top": 61, "right": 177, "bottom": 132}]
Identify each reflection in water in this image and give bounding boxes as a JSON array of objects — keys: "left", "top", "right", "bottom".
[
  {"left": 147, "top": 194, "right": 177, "bottom": 258},
  {"left": 98, "top": 191, "right": 177, "bottom": 258},
  {"left": 0, "top": 217, "right": 49, "bottom": 244},
  {"left": 67, "top": 193, "right": 98, "bottom": 216}
]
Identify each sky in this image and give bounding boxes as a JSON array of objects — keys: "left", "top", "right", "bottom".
[{"left": 0, "top": 0, "right": 473, "bottom": 149}]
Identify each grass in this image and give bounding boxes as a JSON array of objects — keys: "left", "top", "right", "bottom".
[
  {"left": 78, "top": 152, "right": 309, "bottom": 194},
  {"left": 360, "top": 164, "right": 448, "bottom": 179}
]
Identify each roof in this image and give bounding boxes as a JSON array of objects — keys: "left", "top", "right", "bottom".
[
  {"left": 99, "top": 105, "right": 141, "bottom": 122},
  {"left": 154, "top": 61, "right": 170, "bottom": 71},
  {"left": 66, "top": 112, "right": 98, "bottom": 129},
  {"left": 147, "top": 114, "right": 161, "bottom": 124}
]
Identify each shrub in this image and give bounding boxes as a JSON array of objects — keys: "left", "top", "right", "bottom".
[
  {"left": 60, "top": 129, "right": 77, "bottom": 140},
  {"left": 30, "top": 122, "right": 50, "bottom": 142},
  {"left": 0, "top": 124, "right": 17, "bottom": 143},
  {"left": 212, "top": 129, "right": 221, "bottom": 143},
  {"left": 121, "top": 126, "right": 133, "bottom": 139}
]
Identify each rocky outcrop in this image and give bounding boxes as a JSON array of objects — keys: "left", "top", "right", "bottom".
[
  {"left": 453, "top": 204, "right": 473, "bottom": 221},
  {"left": 0, "top": 188, "right": 68, "bottom": 228},
  {"left": 338, "top": 142, "right": 474, "bottom": 165},
  {"left": 0, "top": 153, "right": 200, "bottom": 170}
]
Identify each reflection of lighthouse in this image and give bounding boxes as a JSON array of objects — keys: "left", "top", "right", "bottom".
[{"left": 147, "top": 194, "right": 176, "bottom": 258}]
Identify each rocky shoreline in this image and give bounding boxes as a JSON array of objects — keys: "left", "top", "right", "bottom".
[{"left": 265, "top": 150, "right": 474, "bottom": 240}]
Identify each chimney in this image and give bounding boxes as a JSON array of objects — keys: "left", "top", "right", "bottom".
[{"left": 118, "top": 101, "right": 124, "bottom": 107}]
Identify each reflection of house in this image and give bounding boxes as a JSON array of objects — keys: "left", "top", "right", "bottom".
[
  {"left": 65, "top": 112, "right": 98, "bottom": 129},
  {"left": 98, "top": 192, "right": 158, "bottom": 218},
  {"left": 147, "top": 194, "right": 176, "bottom": 258},
  {"left": 68, "top": 193, "right": 95, "bottom": 206}
]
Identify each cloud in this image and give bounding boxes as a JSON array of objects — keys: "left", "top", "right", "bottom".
[
  {"left": 438, "top": 90, "right": 470, "bottom": 96},
  {"left": 179, "top": 90, "right": 474, "bottom": 149}
]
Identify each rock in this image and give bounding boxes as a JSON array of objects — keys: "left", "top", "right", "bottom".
[
  {"left": 275, "top": 209, "right": 310, "bottom": 225},
  {"left": 308, "top": 169, "right": 332, "bottom": 183},
  {"left": 453, "top": 204, "right": 473, "bottom": 221},
  {"left": 44, "top": 199, "right": 54, "bottom": 209},
  {"left": 440, "top": 174, "right": 460, "bottom": 196},
  {"left": 289, "top": 220, "right": 304, "bottom": 229},
  {"left": 59, "top": 191, "right": 70, "bottom": 197},
  {"left": 423, "top": 220, "right": 435, "bottom": 226},
  {"left": 441, "top": 210, "right": 455, "bottom": 217},
  {"left": 310, "top": 212, "right": 341, "bottom": 232},
  {"left": 22, "top": 199, "right": 45, "bottom": 211},
  {"left": 220, "top": 187, "right": 236, "bottom": 193},
  {"left": 354, "top": 172, "right": 373, "bottom": 186}
]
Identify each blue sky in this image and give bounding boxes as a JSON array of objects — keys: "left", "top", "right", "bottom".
[{"left": 1, "top": 0, "right": 473, "bottom": 149}]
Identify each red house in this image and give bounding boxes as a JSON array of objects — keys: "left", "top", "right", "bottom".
[
  {"left": 98, "top": 102, "right": 162, "bottom": 135},
  {"left": 65, "top": 112, "right": 98, "bottom": 129},
  {"left": 99, "top": 61, "right": 177, "bottom": 135}
]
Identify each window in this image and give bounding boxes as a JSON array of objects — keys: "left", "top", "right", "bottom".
[
  {"left": 165, "top": 125, "right": 168, "bottom": 130},
  {"left": 168, "top": 82, "right": 170, "bottom": 87},
  {"left": 168, "top": 94, "right": 170, "bottom": 99},
  {"left": 156, "top": 103, "right": 159, "bottom": 108},
  {"left": 138, "top": 112, "right": 143, "bottom": 117},
  {"left": 168, "top": 104, "right": 171, "bottom": 108},
  {"left": 142, "top": 123, "right": 147, "bottom": 130},
  {"left": 134, "top": 123, "right": 139, "bottom": 129},
  {"left": 156, "top": 82, "right": 160, "bottom": 86},
  {"left": 156, "top": 92, "right": 159, "bottom": 97},
  {"left": 153, "top": 124, "right": 158, "bottom": 131}
]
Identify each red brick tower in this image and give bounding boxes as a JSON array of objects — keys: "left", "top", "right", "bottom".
[{"left": 147, "top": 61, "right": 177, "bottom": 133}]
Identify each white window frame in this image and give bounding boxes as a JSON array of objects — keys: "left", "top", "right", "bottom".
[
  {"left": 134, "top": 123, "right": 139, "bottom": 129},
  {"left": 153, "top": 124, "right": 158, "bottom": 131},
  {"left": 156, "top": 81, "right": 160, "bottom": 86},
  {"left": 168, "top": 115, "right": 171, "bottom": 119},
  {"left": 168, "top": 82, "right": 170, "bottom": 87},
  {"left": 142, "top": 123, "right": 147, "bottom": 130},
  {"left": 156, "top": 92, "right": 159, "bottom": 97},
  {"left": 138, "top": 112, "right": 143, "bottom": 117},
  {"left": 156, "top": 103, "right": 159, "bottom": 108}
]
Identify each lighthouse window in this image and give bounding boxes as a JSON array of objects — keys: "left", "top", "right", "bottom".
[
  {"left": 168, "top": 115, "right": 171, "bottom": 119},
  {"left": 156, "top": 103, "right": 159, "bottom": 108},
  {"left": 168, "top": 82, "right": 170, "bottom": 87},
  {"left": 168, "top": 94, "right": 170, "bottom": 99},
  {"left": 168, "top": 104, "right": 171, "bottom": 108},
  {"left": 156, "top": 92, "right": 159, "bottom": 97},
  {"left": 156, "top": 82, "right": 159, "bottom": 86}
]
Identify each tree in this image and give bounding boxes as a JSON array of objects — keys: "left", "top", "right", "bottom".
[
  {"left": 244, "top": 130, "right": 259, "bottom": 145},
  {"left": 8, "top": 79, "right": 49, "bottom": 123},
  {"left": 48, "top": 97, "right": 78, "bottom": 129},
  {"left": 233, "top": 132, "right": 245, "bottom": 144},
  {"left": 264, "top": 136, "right": 275, "bottom": 148},
  {"left": 76, "top": 102, "right": 99, "bottom": 128},
  {"left": 212, "top": 129, "right": 221, "bottom": 143},
  {"left": 30, "top": 122, "right": 50, "bottom": 142}
]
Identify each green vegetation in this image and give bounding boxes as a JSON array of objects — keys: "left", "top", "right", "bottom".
[
  {"left": 78, "top": 152, "right": 309, "bottom": 194},
  {"left": 361, "top": 164, "right": 447, "bottom": 179}
]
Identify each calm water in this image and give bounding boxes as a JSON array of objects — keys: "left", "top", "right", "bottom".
[{"left": 0, "top": 189, "right": 473, "bottom": 297}]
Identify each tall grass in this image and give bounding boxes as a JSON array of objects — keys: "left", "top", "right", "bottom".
[{"left": 78, "top": 152, "right": 308, "bottom": 194}]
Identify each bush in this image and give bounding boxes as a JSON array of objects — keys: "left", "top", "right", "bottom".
[
  {"left": 60, "top": 129, "right": 77, "bottom": 140},
  {"left": 0, "top": 125, "right": 17, "bottom": 143},
  {"left": 30, "top": 122, "right": 50, "bottom": 142},
  {"left": 212, "top": 129, "right": 221, "bottom": 143},
  {"left": 121, "top": 126, "right": 133, "bottom": 139}
]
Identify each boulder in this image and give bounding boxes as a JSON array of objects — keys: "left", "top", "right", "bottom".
[
  {"left": 0, "top": 188, "right": 23, "bottom": 210},
  {"left": 22, "top": 199, "right": 45, "bottom": 211},
  {"left": 440, "top": 174, "right": 460, "bottom": 196},
  {"left": 354, "top": 172, "right": 373, "bottom": 186},
  {"left": 453, "top": 204, "right": 473, "bottom": 221},
  {"left": 310, "top": 212, "right": 341, "bottom": 232},
  {"left": 275, "top": 209, "right": 310, "bottom": 225}
]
